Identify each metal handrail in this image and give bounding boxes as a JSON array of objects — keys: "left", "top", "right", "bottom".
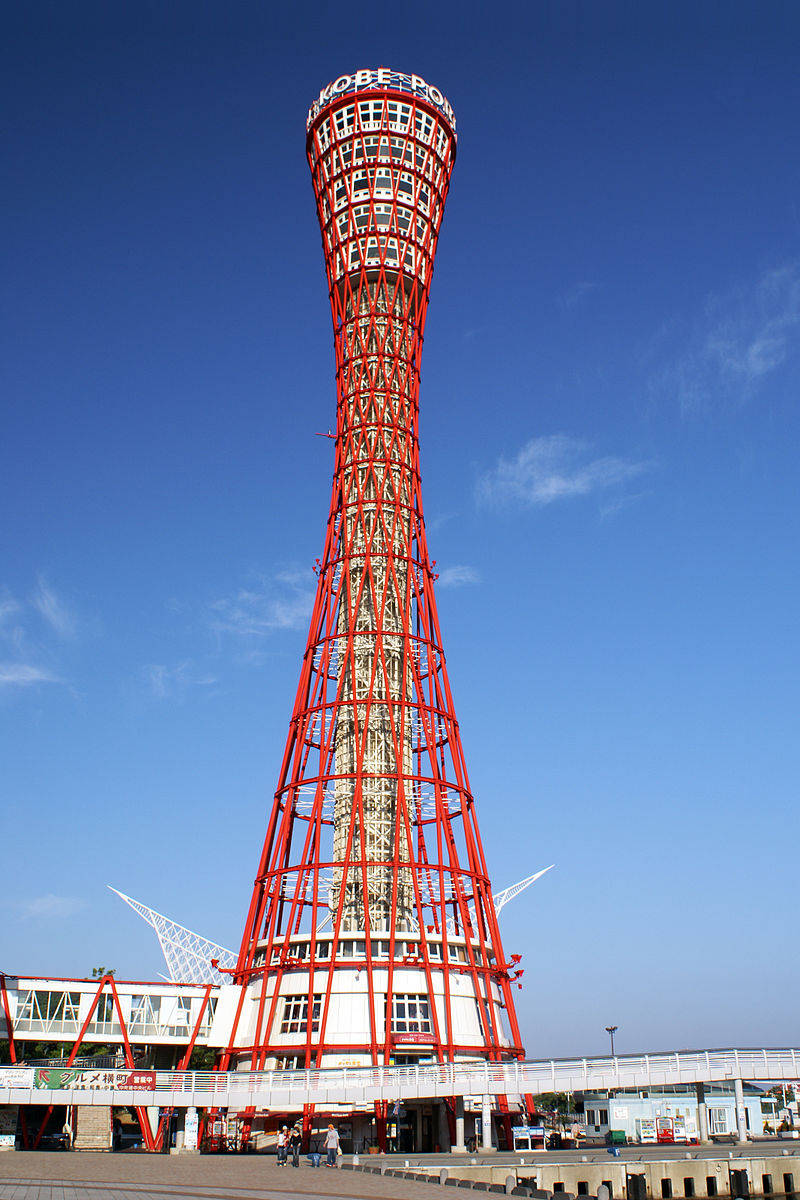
[{"left": 3, "top": 1047, "right": 798, "bottom": 1106}]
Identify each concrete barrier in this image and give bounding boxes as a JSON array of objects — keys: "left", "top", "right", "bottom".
[{"left": 426, "top": 1153, "right": 800, "bottom": 1200}]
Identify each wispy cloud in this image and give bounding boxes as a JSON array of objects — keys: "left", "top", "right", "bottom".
[
  {"left": 427, "top": 512, "right": 456, "bottom": 534},
  {"left": 32, "top": 577, "right": 76, "bottom": 638},
  {"left": 0, "top": 578, "right": 79, "bottom": 693},
  {"left": 477, "top": 434, "right": 650, "bottom": 509},
  {"left": 210, "top": 568, "right": 315, "bottom": 640},
  {"left": 437, "top": 565, "right": 480, "bottom": 588},
  {"left": 0, "top": 662, "right": 62, "bottom": 688},
  {"left": 19, "top": 893, "right": 86, "bottom": 919},
  {"left": 144, "top": 660, "right": 217, "bottom": 700},
  {"left": 0, "top": 590, "right": 26, "bottom": 655},
  {"left": 650, "top": 261, "right": 800, "bottom": 414},
  {"left": 558, "top": 280, "right": 598, "bottom": 310},
  {"left": 0, "top": 592, "right": 22, "bottom": 629}
]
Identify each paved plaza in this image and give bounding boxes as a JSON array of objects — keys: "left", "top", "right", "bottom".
[
  {"left": 3, "top": 1143, "right": 799, "bottom": 1200},
  {"left": 0, "top": 1152, "right": 449, "bottom": 1200}
]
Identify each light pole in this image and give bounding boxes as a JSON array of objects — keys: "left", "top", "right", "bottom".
[{"left": 605, "top": 1026, "right": 618, "bottom": 1056}]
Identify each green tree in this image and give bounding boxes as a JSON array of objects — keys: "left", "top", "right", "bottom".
[{"left": 530, "top": 1092, "right": 576, "bottom": 1115}]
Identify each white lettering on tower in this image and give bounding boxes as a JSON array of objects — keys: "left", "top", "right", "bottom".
[{"left": 307, "top": 68, "right": 456, "bottom": 132}]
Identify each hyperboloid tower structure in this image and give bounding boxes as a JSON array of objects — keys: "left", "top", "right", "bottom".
[{"left": 223, "top": 70, "right": 525, "bottom": 1129}]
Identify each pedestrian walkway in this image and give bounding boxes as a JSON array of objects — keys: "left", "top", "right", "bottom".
[{"left": 0, "top": 1152, "right": 448, "bottom": 1200}]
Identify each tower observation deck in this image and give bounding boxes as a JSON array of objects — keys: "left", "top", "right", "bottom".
[{"left": 224, "top": 70, "right": 525, "bottom": 1101}]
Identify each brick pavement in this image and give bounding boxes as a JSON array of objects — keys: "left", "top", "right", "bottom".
[{"left": 0, "top": 1152, "right": 452, "bottom": 1200}]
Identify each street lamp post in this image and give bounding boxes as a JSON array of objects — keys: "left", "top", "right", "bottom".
[{"left": 605, "top": 1026, "right": 618, "bottom": 1056}]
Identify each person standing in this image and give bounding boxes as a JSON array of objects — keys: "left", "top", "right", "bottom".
[
  {"left": 62, "top": 1116, "right": 73, "bottom": 1150},
  {"left": 276, "top": 1125, "right": 288, "bottom": 1166},
  {"left": 289, "top": 1124, "right": 302, "bottom": 1167},
  {"left": 324, "top": 1122, "right": 340, "bottom": 1167}
]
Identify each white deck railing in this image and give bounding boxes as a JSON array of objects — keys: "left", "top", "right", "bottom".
[{"left": 2, "top": 1047, "right": 798, "bottom": 1108}]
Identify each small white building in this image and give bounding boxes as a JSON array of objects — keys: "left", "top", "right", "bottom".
[{"left": 582, "top": 1085, "right": 766, "bottom": 1143}]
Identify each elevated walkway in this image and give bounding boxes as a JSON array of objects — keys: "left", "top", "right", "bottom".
[{"left": 2, "top": 1048, "right": 798, "bottom": 1109}]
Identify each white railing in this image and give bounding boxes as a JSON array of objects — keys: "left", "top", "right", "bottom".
[{"left": 2, "top": 1048, "right": 798, "bottom": 1108}]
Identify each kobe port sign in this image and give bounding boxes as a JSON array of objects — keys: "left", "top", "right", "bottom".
[{"left": 307, "top": 68, "right": 456, "bottom": 133}]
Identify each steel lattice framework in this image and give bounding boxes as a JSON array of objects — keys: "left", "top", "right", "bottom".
[
  {"left": 224, "top": 70, "right": 526, "bottom": 1084},
  {"left": 109, "top": 888, "right": 236, "bottom": 986}
]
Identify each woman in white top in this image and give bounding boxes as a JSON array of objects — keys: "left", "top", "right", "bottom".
[{"left": 324, "top": 1123, "right": 340, "bottom": 1167}]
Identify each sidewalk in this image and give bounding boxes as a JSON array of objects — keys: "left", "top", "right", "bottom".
[{"left": 0, "top": 1151, "right": 450, "bottom": 1200}]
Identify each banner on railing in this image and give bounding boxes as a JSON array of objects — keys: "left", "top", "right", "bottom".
[
  {"left": 0, "top": 1068, "right": 34, "bottom": 1089},
  {"left": 34, "top": 1068, "right": 156, "bottom": 1091}
]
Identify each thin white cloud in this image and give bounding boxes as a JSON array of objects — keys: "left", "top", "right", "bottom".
[
  {"left": 32, "top": 577, "right": 76, "bottom": 638},
  {"left": 559, "top": 280, "right": 598, "bottom": 310},
  {"left": 0, "top": 592, "right": 22, "bottom": 629},
  {"left": 210, "top": 568, "right": 315, "bottom": 639},
  {"left": 477, "top": 434, "right": 650, "bottom": 509},
  {"left": 0, "top": 662, "right": 62, "bottom": 687},
  {"left": 651, "top": 261, "right": 800, "bottom": 414},
  {"left": 437, "top": 565, "right": 480, "bottom": 588},
  {"left": 20, "top": 893, "right": 86, "bottom": 919},
  {"left": 0, "top": 592, "right": 26, "bottom": 654},
  {"left": 145, "top": 661, "right": 217, "bottom": 700}
]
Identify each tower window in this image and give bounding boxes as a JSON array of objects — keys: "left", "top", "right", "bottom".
[
  {"left": 391, "top": 993, "right": 432, "bottom": 1034},
  {"left": 280, "top": 994, "right": 321, "bottom": 1035}
]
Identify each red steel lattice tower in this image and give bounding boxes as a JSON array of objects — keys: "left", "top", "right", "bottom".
[{"left": 224, "top": 70, "right": 525, "bottom": 1103}]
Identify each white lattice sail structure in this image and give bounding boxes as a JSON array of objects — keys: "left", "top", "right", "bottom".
[
  {"left": 108, "top": 868, "right": 552, "bottom": 988},
  {"left": 492, "top": 865, "right": 555, "bottom": 916},
  {"left": 109, "top": 887, "right": 236, "bottom": 986}
]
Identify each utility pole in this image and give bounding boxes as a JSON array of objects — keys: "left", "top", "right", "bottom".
[{"left": 605, "top": 1026, "right": 618, "bottom": 1056}]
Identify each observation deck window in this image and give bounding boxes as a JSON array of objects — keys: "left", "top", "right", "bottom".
[
  {"left": 16, "top": 989, "right": 81, "bottom": 1032},
  {"left": 130, "top": 994, "right": 159, "bottom": 1031},
  {"left": 275, "top": 1055, "right": 303, "bottom": 1070},
  {"left": 391, "top": 993, "right": 432, "bottom": 1034},
  {"left": 340, "top": 939, "right": 367, "bottom": 958},
  {"left": 334, "top": 107, "right": 354, "bottom": 136},
  {"left": 280, "top": 993, "right": 321, "bottom": 1035},
  {"left": 163, "top": 994, "right": 192, "bottom": 1033},
  {"left": 88, "top": 992, "right": 120, "bottom": 1033},
  {"left": 356, "top": 99, "right": 385, "bottom": 128},
  {"left": 391, "top": 138, "right": 413, "bottom": 164},
  {"left": 414, "top": 112, "right": 434, "bottom": 143}
]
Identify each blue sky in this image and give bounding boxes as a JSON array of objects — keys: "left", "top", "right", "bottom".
[{"left": 2, "top": 2, "right": 799, "bottom": 1058}]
